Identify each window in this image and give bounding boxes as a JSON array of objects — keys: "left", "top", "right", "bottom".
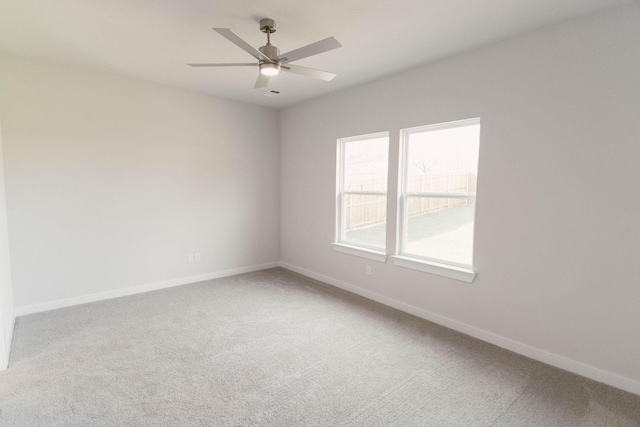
[
  {"left": 397, "top": 118, "right": 480, "bottom": 271},
  {"left": 333, "top": 119, "right": 480, "bottom": 281},
  {"left": 335, "top": 132, "right": 389, "bottom": 257}
]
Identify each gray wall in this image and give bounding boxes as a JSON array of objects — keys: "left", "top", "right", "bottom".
[
  {"left": 0, "top": 54, "right": 280, "bottom": 308},
  {"left": 279, "top": 4, "right": 640, "bottom": 389}
]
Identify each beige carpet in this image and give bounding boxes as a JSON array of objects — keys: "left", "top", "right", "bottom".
[{"left": 1, "top": 268, "right": 639, "bottom": 426}]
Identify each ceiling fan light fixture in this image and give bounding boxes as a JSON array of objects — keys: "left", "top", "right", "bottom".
[
  {"left": 260, "top": 62, "right": 281, "bottom": 76},
  {"left": 188, "top": 19, "right": 341, "bottom": 89}
]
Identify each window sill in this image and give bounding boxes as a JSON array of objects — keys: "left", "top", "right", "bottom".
[
  {"left": 332, "top": 243, "right": 388, "bottom": 263},
  {"left": 392, "top": 256, "right": 476, "bottom": 283}
]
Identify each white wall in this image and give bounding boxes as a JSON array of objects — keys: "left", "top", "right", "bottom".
[
  {"left": 0, "top": 120, "right": 15, "bottom": 369},
  {"left": 279, "top": 4, "right": 640, "bottom": 393},
  {"left": 0, "top": 54, "right": 280, "bottom": 309}
]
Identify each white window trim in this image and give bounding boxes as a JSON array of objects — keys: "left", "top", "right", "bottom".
[
  {"left": 332, "top": 243, "right": 388, "bottom": 263},
  {"left": 396, "top": 118, "right": 480, "bottom": 280},
  {"left": 392, "top": 255, "right": 476, "bottom": 283}
]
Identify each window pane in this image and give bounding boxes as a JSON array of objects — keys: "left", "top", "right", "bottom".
[
  {"left": 406, "top": 124, "right": 479, "bottom": 193},
  {"left": 403, "top": 197, "right": 475, "bottom": 266},
  {"left": 400, "top": 119, "right": 480, "bottom": 268},
  {"left": 343, "top": 194, "right": 386, "bottom": 249},
  {"left": 344, "top": 137, "right": 389, "bottom": 190}
]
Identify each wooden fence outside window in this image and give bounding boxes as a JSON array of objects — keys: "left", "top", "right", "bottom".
[{"left": 345, "top": 172, "right": 476, "bottom": 231}]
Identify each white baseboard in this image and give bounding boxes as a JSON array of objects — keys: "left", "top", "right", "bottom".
[
  {"left": 14, "top": 262, "right": 280, "bottom": 317},
  {"left": 279, "top": 261, "right": 640, "bottom": 397},
  {"left": 0, "top": 307, "right": 15, "bottom": 370}
]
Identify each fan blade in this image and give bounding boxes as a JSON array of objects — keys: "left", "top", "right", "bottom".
[
  {"left": 254, "top": 73, "right": 270, "bottom": 89},
  {"left": 282, "top": 64, "right": 337, "bottom": 81},
  {"left": 276, "top": 37, "right": 341, "bottom": 63},
  {"left": 213, "top": 28, "right": 270, "bottom": 61},
  {"left": 188, "top": 63, "right": 257, "bottom": 67}
]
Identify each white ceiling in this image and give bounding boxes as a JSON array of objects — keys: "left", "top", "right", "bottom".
[{"left": 0, "top": 0, "right": 631, "bottom": 109}]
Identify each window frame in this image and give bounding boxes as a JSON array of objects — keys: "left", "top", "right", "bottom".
[
  {"left": 334, "top": 131, "right": 390, "bottom": 260},
  {"left": 395, "top": 118, "right": 480, "bottom": 278}
]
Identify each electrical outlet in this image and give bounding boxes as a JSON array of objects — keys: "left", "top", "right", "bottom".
[
  {"left": 188, "top": 254, "right": 194, "bottom": 263},
  {"left": 195, "top": 253, "right": 201, "bottom": 262},
  {"left": 366, "top": 265, "right": 371, "bottom": 275}
]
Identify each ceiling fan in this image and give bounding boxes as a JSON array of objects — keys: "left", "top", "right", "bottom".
[{"left": 188, "top": 18, "right": 342, "bottom": 89}]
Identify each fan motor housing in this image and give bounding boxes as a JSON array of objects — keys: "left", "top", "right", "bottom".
[
  {"left": 259, "top": 44, "right": 280, "bottom": 60},
  {"left": 260, "top": 18, "right": 276, "bottom": 33}
]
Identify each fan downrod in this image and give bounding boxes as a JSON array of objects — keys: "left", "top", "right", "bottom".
[{"left": 259, "top": 19, "right": 279, "bottom": 60}]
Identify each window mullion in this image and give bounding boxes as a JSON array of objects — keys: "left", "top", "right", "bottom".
[
  {"left": 405, "top": 192, "right": 476, "bottom": 199},
  {"left": 343, "top": 190, "right": 387, "bottom": 196}
]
